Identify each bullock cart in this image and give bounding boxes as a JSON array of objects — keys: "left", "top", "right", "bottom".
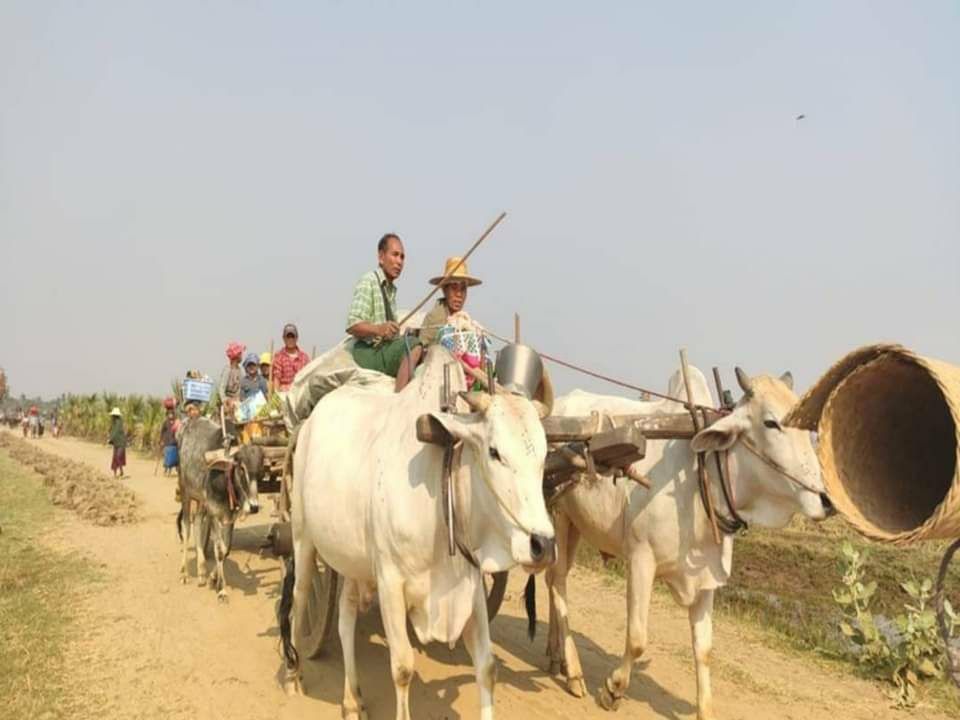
[{"left": 273, "top": 346, "right": 728, "bottom": 660}]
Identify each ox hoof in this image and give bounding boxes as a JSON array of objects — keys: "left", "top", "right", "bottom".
[
  {"left": 283, "top": 675, "right": 304, "bottom": 696},
  {"left": 217, "top": 592, "right": 229, "bottom": 604},
  {"left": 598, "top": 680, "right": 622, "bottom": 712},
  {"left": 567, "top": 675, "right": 586, "bottom": 699},
  {"left": 179, "top": 574, "right": 188, "bottom": 585},
  {"left": 197, "top": 577, "right": 207, "bottom": 587},
  {"left": 343, "top": 709, "right": 368, "bottom": 720},
  {"left": 548, "top": 658, "right": 563, "bottom": 676}
]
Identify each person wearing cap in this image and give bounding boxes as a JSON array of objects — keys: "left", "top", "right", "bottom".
[
  {"left": 108, "top": 407, "right": 127, "bottom": 478},
  {"left": 421, "top": 257, "right": 490, "bottom": 390},
  {"left": 240, "top": 353, "right": 269, "bottom": 401},
  {"left": 346, "top": 233, "right": 422, "bottom": 391},
  {"left": 272, "top": 324, "right": 310, "bottom": 392},
  {"left": 259, "top": 352, "right": 272, "bottom": 386},
  {"left": 219, "top": 342, "right": 245, "bottom": 410}
]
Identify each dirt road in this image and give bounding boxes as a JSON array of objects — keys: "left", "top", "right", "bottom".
[{"left": 16, "top": 434, "right": 952, "bottom": 719}]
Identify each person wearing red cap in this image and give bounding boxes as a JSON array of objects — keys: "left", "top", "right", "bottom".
[
  {"left": 272, "top": 324, "right": 310, "bottom": 392},
  {"left": 219, "top": 342, "right": 245, "bottom": 417}
]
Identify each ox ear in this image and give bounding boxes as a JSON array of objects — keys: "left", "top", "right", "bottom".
[
  {"left": 428, "top": 410, "right": 482, "bottom": 445},
  {"left": 690, "top": 413, "right": 750, "bottom": 453},
  {"left": 779, "top": 371, "right": 794, "bottom": 390}
]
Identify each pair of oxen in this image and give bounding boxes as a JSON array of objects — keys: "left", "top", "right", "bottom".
[{"left": 275, "top": 345, "right": 831, "bottom": 720}]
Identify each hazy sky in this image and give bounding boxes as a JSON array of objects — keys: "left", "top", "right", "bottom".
[{"left": 2, "top": 1, "right": 958, "bottom": 400}]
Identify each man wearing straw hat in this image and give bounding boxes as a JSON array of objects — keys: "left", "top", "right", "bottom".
[{"left": 346, "top": 233, "right": 423, "bottom": 391}]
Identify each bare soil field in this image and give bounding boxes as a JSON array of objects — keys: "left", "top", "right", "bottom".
[{"left": 2, "top": 430, "right": 955, "bottom": 720}]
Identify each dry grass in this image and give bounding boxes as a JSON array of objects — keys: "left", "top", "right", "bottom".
[
  {"left": 0, "top": 434, "right": 138, "bottom": 526},
  {"left": 0, "top": 450, "right": 100, "bottom": 719}
]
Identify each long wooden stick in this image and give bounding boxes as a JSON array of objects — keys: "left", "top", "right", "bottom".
[
  {"left": 268, "top": 339, "right": 275, "bottom": 396},
  {"left": 397, "top": 212, "right": 507, "bottom": 327}
]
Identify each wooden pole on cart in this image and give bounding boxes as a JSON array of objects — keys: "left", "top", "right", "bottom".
[
  {"left": 514, "top": 313, "right": 521, "bottom": 344},
  {"left": 398, "top": 211, "right": 507, "bottom": 327},
  {"left": 680, "top": 349, "right": 722, "bottom": 545},
  {"left": 268, "top": 339, "right": 275, "bottom": 396}
]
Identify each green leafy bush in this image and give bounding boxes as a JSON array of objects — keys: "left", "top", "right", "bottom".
[{"left": 834, "top": 541, "right": 959, "bottom": 707}]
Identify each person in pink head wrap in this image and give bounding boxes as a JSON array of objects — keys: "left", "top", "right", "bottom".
[{"left": 219, "top": 341, "right": 246, "bottom": 414}]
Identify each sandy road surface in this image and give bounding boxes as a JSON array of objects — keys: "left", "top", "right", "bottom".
[{"left": 11, "top": 433, "right": 953, "bottom": 720}]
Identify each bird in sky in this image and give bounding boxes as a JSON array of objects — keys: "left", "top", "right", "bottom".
[{"left": 796, "top": 114, "right": 806, "bottom": 121}]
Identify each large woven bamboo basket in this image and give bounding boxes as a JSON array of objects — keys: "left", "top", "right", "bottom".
[{"left": 785, "top": 344, "right": 960, "bottom": 544}]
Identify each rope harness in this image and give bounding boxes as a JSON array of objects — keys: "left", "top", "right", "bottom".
[{"left": 442, "top": 438, "right": 541, "bottom": 569}]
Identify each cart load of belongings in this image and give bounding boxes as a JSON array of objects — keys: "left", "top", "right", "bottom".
[{"left": 281, "top": 313, "right": 555, "bottom": 445}]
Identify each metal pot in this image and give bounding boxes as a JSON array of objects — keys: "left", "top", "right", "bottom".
[{"left": 495, "top": 344, "right": 543, "bottom": 400}]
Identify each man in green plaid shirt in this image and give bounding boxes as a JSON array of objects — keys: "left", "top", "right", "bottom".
[{"left": 346, "top": 233, "right": 423, "bottom": 390}]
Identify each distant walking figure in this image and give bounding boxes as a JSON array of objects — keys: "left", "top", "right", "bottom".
[{"left": 108, "top": 407, "right": 127, "bottom": 478}]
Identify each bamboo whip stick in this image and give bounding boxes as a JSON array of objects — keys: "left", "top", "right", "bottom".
[
  {"left": 397, "top": 211, "right": 507, "bottom": 327},
  {"left": 268, "top": 339, "right": 275, "bottom": 396}
]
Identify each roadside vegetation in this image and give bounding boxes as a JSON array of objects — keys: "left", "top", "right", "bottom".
[
  {"left": 0, "top": 450, "right": 99, "bottom": 718},
  {"left": 0, "top": 434, "right": 138, "bottom": 525},
  {"left": 57, "top": 382, "right": 219, "bottom": 454}
]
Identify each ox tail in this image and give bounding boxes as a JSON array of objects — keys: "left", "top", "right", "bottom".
[
  {"left": 176, "top": 507, "right": 184, "bottom": 542},
  {"left": 524, "top": 574, "right": 537, "bottom": 641},
  {"left": 278, "top": 557, "right": 300, "bottom": 670}
]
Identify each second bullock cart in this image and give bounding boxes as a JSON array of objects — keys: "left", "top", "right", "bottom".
[{"left": 269, "top": 345, "right": 729, "bottom": 660}]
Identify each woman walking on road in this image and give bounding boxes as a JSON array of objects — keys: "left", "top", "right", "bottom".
[{"left": 108, "top": 407, "right": 127, "bottom": 478}]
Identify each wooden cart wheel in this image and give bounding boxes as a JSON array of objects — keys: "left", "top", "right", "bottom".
[
  {"left": 296, "top": 556, "right": 340, "bottom": 660},
  {"left": 485, "top": 571, "right": 508, "bottom": 621}
]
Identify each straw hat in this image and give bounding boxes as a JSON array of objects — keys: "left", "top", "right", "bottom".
[
  {"left": 110, "top": 407, "right": 122, "bottom": 417},
  {"left": 429, "top": 257, "right": 482, "bottom": 287}
]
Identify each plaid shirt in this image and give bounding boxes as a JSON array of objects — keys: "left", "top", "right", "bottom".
[
  {"left": 346, "top": 268, "right": 398, "bottom": 337},
  {"left": 272, "top": 348, "right": 310, "bottom": 390}
]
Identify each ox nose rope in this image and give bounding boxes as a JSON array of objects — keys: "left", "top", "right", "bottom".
[{"left": 738, "top": 436, "right": 823, "bottom": 496}]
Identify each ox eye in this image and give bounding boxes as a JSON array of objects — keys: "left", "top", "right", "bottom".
[
  {"left": 489, "top": 447, "right": 502, "bottom": 462},
  {"left": 764, "top": 419, "right": 782, "bottom": 431}
]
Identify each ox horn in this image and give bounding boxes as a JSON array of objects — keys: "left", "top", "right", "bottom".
[
  {"left": 460, "top": 391, "right": 492, "bottom": 414},
  {"left": 735, "top": 367, "right": 754, "bottom": 397},
  {"left": 779, "top": 371, "right": 794, "bottom": 390}
]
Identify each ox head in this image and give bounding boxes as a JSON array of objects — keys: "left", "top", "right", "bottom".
[
  {"left": 690, "top": 368, "right": 832, "bottom": 528},
  {"left": 430, "top": 391, "right": 555, "bottom": 574},
  {"left": 233, "top": 445, "right": 265, "bottom": 515}
]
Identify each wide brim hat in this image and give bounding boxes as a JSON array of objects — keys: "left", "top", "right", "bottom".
[
  {"left": 110, "top": 407, "right": 122, "bottom": 417},
  {"left": 429, "top": 256, "right": 482, "bottom": 287}
]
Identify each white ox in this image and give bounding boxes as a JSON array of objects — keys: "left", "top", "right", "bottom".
[
  {"left": 538, "top": 366, "right": 830, "bottom": 720},
  {"left": 281, "top": 346, "right": 555, "bottom": 720}
]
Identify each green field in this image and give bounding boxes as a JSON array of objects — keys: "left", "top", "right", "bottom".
[{"left": 0, "top": 450, "right": 99, "bottom": 719}]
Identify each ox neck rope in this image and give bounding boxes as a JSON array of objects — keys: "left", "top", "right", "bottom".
[
  {"left": 701, "top": 431, "right": 824, "bottom": 541},
  {"left": 444, "top": 439, "right": 539, "bottom": 570}
]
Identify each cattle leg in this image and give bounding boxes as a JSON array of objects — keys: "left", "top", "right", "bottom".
[
  {"left": 377, "top": 573, "right": 415, "bottom": 720},
  {"left": 178, "top": 500, "right": 192, "bottom": 584},
  {"left": 462, "top": 582, "right": 496, "bottom": 720},
  {"left": 339, "top": 578, "right": 367, "bottom": 720},
  {"left": 213, "top": 520, "right": 230, "bottom": 603},
  {"left": 600, "top": 545, "right": 653, "bottom": 711},
  {"left": 195, "top": 511, "right": 209, "bottom": 586},
  {"left": 689, "top": 589, "right": 716, "bottom": 720},
  {"left": 548, "top": 514, "right": 587, "bottom": 698}
]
